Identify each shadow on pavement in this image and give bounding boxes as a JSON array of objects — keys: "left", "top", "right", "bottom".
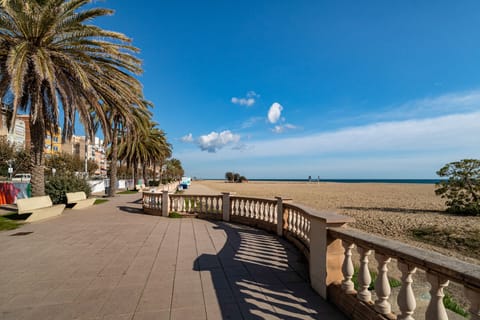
[{"left": 194, "top": 221, "right": 346, "bottom": 319}]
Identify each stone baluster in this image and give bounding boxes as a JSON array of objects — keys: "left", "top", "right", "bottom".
[
  {"left": 465, "top": 287, "right": 480, "bottom": 320},
  {"left": 357, "top": 247, "right": 372, "bottom": 302},
  {"left": 298, "top": 214, "right": 304, "bottom": 238},
  {"left": 425, "top": 273, "right": 449, "bottom": 320},
  {"left": 341, "top": 242, "right": 356, "bottom": 294},
  {"left": 374, "top": 253, "right": 392, "bottom": 315},
  {"left": 397, "top": 262, "right": 417, "bottom": 320}
]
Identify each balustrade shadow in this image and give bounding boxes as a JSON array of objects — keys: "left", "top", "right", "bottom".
[{"left": 194, "top": 221, "right": 347, "bottom": 319}]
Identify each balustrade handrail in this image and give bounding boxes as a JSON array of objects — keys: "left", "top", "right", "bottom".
[
  {"left": 329, "top": 227, "right": 480, "bottom": 290},
  {"left": 284, "top": 202, "right": 354, "bottom": 225},
  {"left": 230, "top": 195, "right": 278, "bottom": 204}
]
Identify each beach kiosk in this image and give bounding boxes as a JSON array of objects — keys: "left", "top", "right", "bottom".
[{"left": 180, "top": 176, "right": 191, "bottom": 190}]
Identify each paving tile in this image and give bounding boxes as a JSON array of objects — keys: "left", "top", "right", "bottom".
[
  {"left": 136, "top": 287, "right": 172, "bottom": 312},
  {"left": 133, "top": 310, "right": 170, "bottom": 320},
  {"left": 205, "top": 302, "right": 243, "bottom": 320},
  {"left": 170, "top": 305, "right": 207, "bottom": 320},
  {"left": 99, "top": 285, "right": 143, "bottom": 317}
]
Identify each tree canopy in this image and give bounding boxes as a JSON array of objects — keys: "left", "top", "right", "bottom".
[{"left": 435, "top": 159, "right": 480, "bottom": 216}]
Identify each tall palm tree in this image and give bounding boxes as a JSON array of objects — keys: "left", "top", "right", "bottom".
[
  {"left": 117, "top": 120, "right": 172, "bottom": 190},
  {"left": 106, "top": 102, "right": 151, "bottom": 196},
  {"left": 0, "top": 0, "right": 144, "bottom": 196}
]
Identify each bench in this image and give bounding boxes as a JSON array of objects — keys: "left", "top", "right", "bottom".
[
  {"left": 16, "top": 196, "right": 65, "bottom": 223},
  {"left": 66, "top": 192, "right": 96, "bottom": 210}
]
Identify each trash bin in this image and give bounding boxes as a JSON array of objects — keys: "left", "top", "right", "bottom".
[{"left": 105, "top": 186, "right": 110, "bottom": 195}]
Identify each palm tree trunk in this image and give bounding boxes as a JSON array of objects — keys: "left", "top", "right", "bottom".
[
  {"left": 30, "top": 120, "right": 46, "bottom": 196},
  {"left": 142, "top": 164, "right": 147, "bottom": 186},
  {"left": 133, "top": 160, "right": 138, "bottom": 191},
  {"left": 108, "top": 121, "right": 118, "bottom": 197}
]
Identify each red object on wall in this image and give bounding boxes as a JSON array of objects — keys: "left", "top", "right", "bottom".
[{"left": 0, "top": 182, "right": 20, "bottom": 205}]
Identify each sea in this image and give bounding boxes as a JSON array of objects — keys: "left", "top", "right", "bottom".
[{"left": 236, "top": 179, "right": 442, "bottom": 184}]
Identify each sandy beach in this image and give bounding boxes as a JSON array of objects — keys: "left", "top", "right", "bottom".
[{"left": 195, "top": 180, "right": 480, "bottom": 263}]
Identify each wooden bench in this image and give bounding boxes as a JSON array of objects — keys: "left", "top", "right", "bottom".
[
  {"left": 16, "top": 196, "right": 65, "bottom": 223},
  {"left": 66, "top": 192, "right": 96, "bottom": 210}
]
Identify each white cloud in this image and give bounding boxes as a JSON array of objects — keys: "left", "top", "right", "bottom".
[
  {"left": 268, "top": 102, "right": 283, "bottom": 124},
  {"left": 231, "top": 91, "right": 259, "bottom": 107},
  {"left": 177, "top": 112, "right": 480, "bottom": 161},
  {"left": 354, "top": 89, "right": 480, "bottom": 124},
  {"left": 197, "top": 130, "right": 240, "bottom": 153},
  {"left": 272, "top": 123, "right": 297, "bottom": 134},
  {"left": 241, "top": 116, "right": 263, "bottom": 129},
  {"left": 181, "top": 133, "right": 193, "bottom": 143}
]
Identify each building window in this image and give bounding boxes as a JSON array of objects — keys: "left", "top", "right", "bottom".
[
  {"left": 53, "top": 146, "right": 58, "bottom": 152},
  {"left": 53, "top": 137, "right": 58, "bottom": 142}
]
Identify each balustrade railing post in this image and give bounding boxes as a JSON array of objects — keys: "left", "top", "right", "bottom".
[
  {"left": 374, "top": 253, "right": 392, "bottom": 315},
  {"left": 357, "top": 247, "right": 373, "bottom": 303},
  {"left": 398, "top": 262, "right": 417, "bottom": 320},
  {"left": 222, "top": 192, "right": 230, "bottom": 221},
  {"left": 341, "top": 242, "right": 356, "bottom": 294},
  {"left": 426, "top": 273, "right": 449, "bottom": 320},
  {"left": 309, "top": 216, "right": 351, "bottom": 299},
  {"left": 275, "top": 197, "right": 284, "bottom": 236},
  {"left": 161, "top": 191, "right": 169, "bottom": 217}
]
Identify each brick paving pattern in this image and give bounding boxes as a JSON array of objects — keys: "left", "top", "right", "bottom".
[{"left": 0, "top": 193, "right": 347, "bottom": 319}]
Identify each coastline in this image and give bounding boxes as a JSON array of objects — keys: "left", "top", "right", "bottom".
[{"left": 194, "top": 179, "right": 479, "bottom": 264}]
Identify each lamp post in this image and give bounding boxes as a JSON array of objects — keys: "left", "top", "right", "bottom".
[{"left": 7, "top": 160, "right": 13, "bottom": 181}]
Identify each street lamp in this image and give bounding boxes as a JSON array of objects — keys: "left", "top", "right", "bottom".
[{"left": 6, "top": 159, "right": 14, "bottom": 181}]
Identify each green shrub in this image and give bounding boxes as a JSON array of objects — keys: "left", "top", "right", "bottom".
[
  {"left": 352, "top": 267, "right": 401, "bottom": 291},
  {"left": 443, "top": 292, "right": 469, "bottom": 317},
  {"left": 148, "top": 180, "right": 160, "bottom": 187},
  {"left": 169, "top": 212, "right": 182, "bottom": 218},
  {"left": 45, "top": 174, "right": 91, "bottom": 204},
  {"left": 436, "top": 159, "right": 480, "bottom": 216}
]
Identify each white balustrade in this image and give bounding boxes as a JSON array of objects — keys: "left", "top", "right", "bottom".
[
  {"left": 357, "top": 247, "right": 372, "bottom": 303},
  {"left": 397, "top": 262, "right": 417, "bottom": 320},
  {"left": 374, "top": 253, "right": 392, "bottom": 315},
  {"left": 425, "top": 273, "right": 449, "bottom": 320},
  {"left": 143, "top": 192, "right": 480, "bottom": 320},
  {"left": 341, "top": 242, "right": 356, "bottom": 293}
]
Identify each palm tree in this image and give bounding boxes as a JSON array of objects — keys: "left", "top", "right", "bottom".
[
  {"left": 117, "top": 120, "right": 172, "bottom": 190},
  {"left": 0, "top": 0, "right": 144, "bottom": 196},
  {"left": 106, "top": 103, "right": 151, "bottom": 196}
]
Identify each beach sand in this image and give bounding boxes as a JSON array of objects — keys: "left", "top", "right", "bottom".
[{"left": 195, "top": 180, "right": 480, "bottom": 263}]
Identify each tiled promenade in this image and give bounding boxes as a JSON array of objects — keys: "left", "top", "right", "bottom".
[{"left": 0, "top": 190, "right": 347, "bottom": 319}]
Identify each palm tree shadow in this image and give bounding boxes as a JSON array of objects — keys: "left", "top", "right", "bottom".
[
  {"left": 194, "top": 221, "right": 346, "bottom": 319},
  {"left": 117, "top": 206, "right": 144, "bottom": 215}
]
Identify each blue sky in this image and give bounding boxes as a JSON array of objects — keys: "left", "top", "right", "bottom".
[{"left": 91, "top": 0, "right": 480, "bottom": 179}]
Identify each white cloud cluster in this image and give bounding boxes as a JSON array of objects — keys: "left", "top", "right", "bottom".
[
  {"left": 231, "top": 91, "right": 259, "bottom": 107},
  {"left": 181, "top": 133, "right": 193, "bottom": 143},
  {"left": 197, "top": 130, "right": 240, "bottom": 153},
  {"left": 267, "top": 102, "right": 283, "bottom": 124}
]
